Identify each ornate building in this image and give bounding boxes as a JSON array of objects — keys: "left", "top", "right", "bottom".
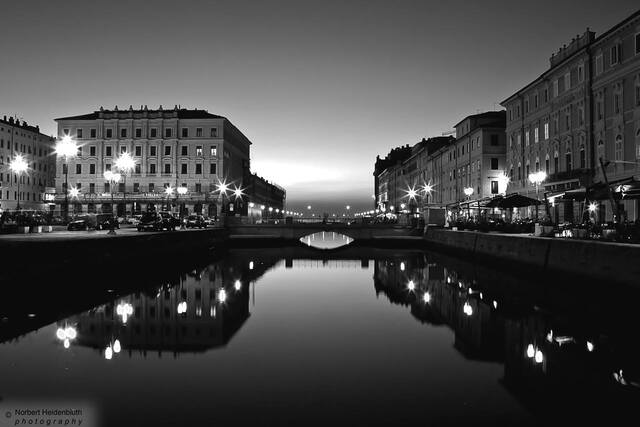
[{"left": 54, "top": 105, "right": 284, "bottom": 218}]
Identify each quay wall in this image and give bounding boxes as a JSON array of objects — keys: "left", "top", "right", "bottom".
[
  {"left": 424, "top": 228, "right": 640, "bottom": 285},
  {"left": 2, "top": 229, "right": 228, "bottom": 270}
]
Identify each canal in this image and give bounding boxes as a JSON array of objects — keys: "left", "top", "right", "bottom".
[{"left": 0, "top": 234, "right": 638, "bottom": 426}]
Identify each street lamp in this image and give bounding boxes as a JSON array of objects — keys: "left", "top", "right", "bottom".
[
  {"left": 528, "top": 171, "right": 547, "bottom": 220},
  {"left": 164, "top": 185, "right": 174, "bottom": 211},
  {"left": 463, "top": 187, "right": 474, "bottom": 218},
  {"left": 103, "top": 170, "right": 121, "bottom": 234},
  {"left": 114, "top": 152, "right": 136, "bottom": 219},
  {"left": 9, "top": 155, "right": 28, "bottom": 210},
  {"left": 215, "top": 180, "right": 229, "bottom": 216},
  {"left": 177, "top": 186, "right": 187, "bottom": 218},
  {"left": 54, "top": 135, "right": 78, "bottom": 221}
]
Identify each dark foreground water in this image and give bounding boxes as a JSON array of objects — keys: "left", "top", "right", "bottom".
[{"left": 0, "top": 236, "right": 638, "bottom": 426}]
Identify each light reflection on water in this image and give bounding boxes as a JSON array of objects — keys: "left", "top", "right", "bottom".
[
  {"left": 0, "top": 248, "right": 638, "bottom": 425},
  {"left": 301, "top": 231, "right": 353, "bottom": 249}
]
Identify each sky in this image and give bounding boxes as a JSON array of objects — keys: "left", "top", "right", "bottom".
[{"left": 1, "top": 0, "right": 638, "bottom": 213}]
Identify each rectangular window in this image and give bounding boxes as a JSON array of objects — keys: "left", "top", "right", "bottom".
[
  {"left": 135, "top": 128, "right": 142, "bottom": 138},
  {"left": 149, "top": 164, "right": 156, "bottom": 174},
  {"left": 89, "top": 164, "right": 96, "bottom": 174},
  {"left": 553, "top": 80, "right": 559, "bottom": 97},
  {"left": 210, "top": 128, "right": 218, "bottom": 137},
  {"left": 490, "top": 158, "right": 498, "bottom": 170},
  {"left": 195, "top": 164, "right": 202, "bottom": 174},
  {"left": 596, "top": 55, "right": 603, "bottom": 75},
  {"left": 135, "top": 146, "right": 142, "bottom": 156},
  {"left": 636, "top": 33, "right": 640, "bottom": 55},
  {"left": 196, "top": 128, "right": 203, "bottom": 137},
  {"left": 164, "top": 164, "right": 171, "bottom": 174},
  {"left": 89, "top": 183, "right": 95, "bottom": 193},
  {"left": 525, "top": 131, "right": 530, "bottom": 146},
  {"left": 106, "top": 128, "right": 113, "bottom": 138},
  {"left": 564, "top": 72, "right": 570, "bottom": 91},
  {"left": 120, "top": 128, "right": 127, "bottom": 138},
  {"left": 534, "top": 127, "right": 539, "bottom": 143},
  {"left": 90, "top": 146, "right": 96, "bottom": 156},
  {"left": 181, "top": 164, "right": 187, "bottom": 174},
  {"left": 210, "top": 163, "right": 217, "bottom": 174},
  {"left": 210, "top": 146, "right": 217, "bottom": 156},
  {"left": 150, "top": 146, "right": 157, "bottom": 156},
  {"left": 544, "top": 122, "right": 549, "bottom": 140},
  {"left": 150, "top": 128, "right": 157, "bottom": 138},
  {"left": 76, "top": 164, "right": 82, "bottom": 174},
  {"left": 149, "top": 183, "right": 155, "bottom": 192},
  {"left": 76, "top": 128, "right": 83, "bottom": 138},
  {"left": 195, "top": 183, "right": 201, "bottom": 193},
  {"left": 165, "top": 128, "right": 172, "bottom": 138},
  {"left": 491, "top": 181, "right": 498, "bottom": 194},
  {"left": 105, "top": 163, "right": 111, "bottom": 171},
  {"left": 181, "top": 146, "right": 188, "bottom": 156},
  {"left": 120, "top": 146, "right": 127, "bottom": 154},
  {"left": 181, "top": 128, "right": 189, "bottom": 138},
  {"left": 611, "top": 44, "right": 620, "bottom": 65},
  {"left": 578, "top": 64, "right": 584, "bottom": 82},
  {"left": 134, "top": 164, "right": 141, "bottom": 174},
  {"left": 133, "top": 183, "right": 140, "bottom": 193},
  {"left": 90, "top": 128, "right": 96, "bottom": 138},
  {"left": 104, "top": 182, "right": 110, "bottom": 192},
  {"left": 196, "top": 146, "right": 202, "bottom": 156},
  {"left": 164, "top": 146, "right": 171, "bottom": 156},
  {"left": 544, "top": 88, "right": 549, "bottom": 102}
]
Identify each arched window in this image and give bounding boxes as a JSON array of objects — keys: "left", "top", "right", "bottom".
[
  {"left": 565, "top": 146, "right": 572, "bottom": 171},
  {"left": 554, "top": 151, "right": 559, "bottom": 173},
  {"left": 517, "top": 162, "right": 522, "bottom": 180},
  {"left": 579, "top": 145, "right": 586, "bottom": 169},
  {"left": 535, "top": 157, "right": 540, "bottom": 172},
  {"left": 525, "top": 160, "right": 530, "bottom": 178},
  {"left": 545, "top": 154, "right": 550, "bottom": 173}
]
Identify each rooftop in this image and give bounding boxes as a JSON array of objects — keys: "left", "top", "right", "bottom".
[{"left": 55, "top": 105, "right": 226, "bottom": 121}]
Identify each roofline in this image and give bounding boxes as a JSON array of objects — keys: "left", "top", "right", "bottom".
[
  {"left": 452, "top": 110, "right": 506, "bottom": 128},
  {"left": 500, "top": 8, "right": 640, "bottom": 105}
]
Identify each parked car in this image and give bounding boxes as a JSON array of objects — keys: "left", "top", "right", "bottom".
[
  {"left": 185, "top": 214, "right": 207, "bottom": 228},
  {"left": 137, "top": 212, "right": 180, "bottom": 232},
  {"left": 158, "top": 211, "right": 181, "bottom": 230},
  {"left": 204, "top": 217, "right": 217, "bottom": 226},
  {"left": 96, "top": 214, "right": 120, "bottom": 230},
  {"left": 67, "top": 214, "right": 96, "bottom": 231}
]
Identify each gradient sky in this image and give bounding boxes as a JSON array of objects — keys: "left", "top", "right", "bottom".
[{"left": 1, "top": 0, "right": 638, "bottom": 213}]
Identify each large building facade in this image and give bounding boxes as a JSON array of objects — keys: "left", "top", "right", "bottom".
[
  {"left": 502, "top": 11, "right": 640, "bottom": 222},
  {"left": 374, "top": 111, "right": 506, "bottom": 216},
  {"left": 0, "top": 116, "right": 56, "bottom": 211},
  {"left": 54, "top": 106, "right": 284, "bottom": 218}
]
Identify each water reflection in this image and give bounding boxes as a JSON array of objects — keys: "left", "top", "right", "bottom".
[
  {"left": 1, "top": 248, "right": 639, "bottom": 424},
  {"left": 301, "top": 231, "right": 353, "bottom": 249}
]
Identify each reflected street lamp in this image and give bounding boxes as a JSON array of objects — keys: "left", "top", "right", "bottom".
[
  {"left": 9, "top": 155, "right": 28, "bottom": 210},
  {"left": 54, "top": 135, "right": 78, "bottom": 221}
]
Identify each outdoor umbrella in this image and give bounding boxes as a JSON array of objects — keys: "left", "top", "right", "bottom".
[{"left": 497, "top": 193, "right": 542, "bottom": 208}]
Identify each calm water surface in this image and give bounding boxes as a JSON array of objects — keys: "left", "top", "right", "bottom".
[{"left": 0, "top": 238, "right": 638, "bottom": 426}]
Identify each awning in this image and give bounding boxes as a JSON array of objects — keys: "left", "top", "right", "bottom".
[
  {"left": 561, "top": 176, "right": 640, "bottom": 201},
  {"left": 496, "top": 193, "right": 542, "bottom": 208}
]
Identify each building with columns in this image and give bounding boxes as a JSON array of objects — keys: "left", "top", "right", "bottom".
[
  {"left": 54, "top": 105, "right": 283, "bottom": 218},
  {"left": 0, "top": 116, "right": 56, "bottom": 212}
]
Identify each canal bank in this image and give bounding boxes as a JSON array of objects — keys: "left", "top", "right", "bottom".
[
  {"left": 424, "top": 228, "right": 640, "bottom": 286},
  {"left": 1, "top": 228, "right": 229, "bottom": 270}
]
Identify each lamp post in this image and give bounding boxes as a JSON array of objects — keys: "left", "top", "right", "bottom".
[
  {"left": 54, "top": 135, "right": 78, "bottom": 221},
  {"left": 103, "top": 170, "right": 121, "bottom": 234},
  {"left": 528, "top": 171, "right": 547, "bottom": 220},
  {"left": 164, "top": 185, "right": 174, "bottom": 212},
  {"left": 177, "top": 186, "right": 187, "bottom": 219},
  {"left": 114, "top": 152, "right": 135, "bottom": 219},
  {"left": 463, "top": 187, "right": 474, "bottom": 218},
  {"left": 215, "top": 180, "right": 229, "bottom": 217},
  {"left": 9, "top": 155, "right": 28, "bottom": 211}
]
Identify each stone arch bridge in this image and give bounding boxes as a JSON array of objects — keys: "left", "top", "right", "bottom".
[{"left": 226, "top": 223, "right": 423, "bottom": 242}]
